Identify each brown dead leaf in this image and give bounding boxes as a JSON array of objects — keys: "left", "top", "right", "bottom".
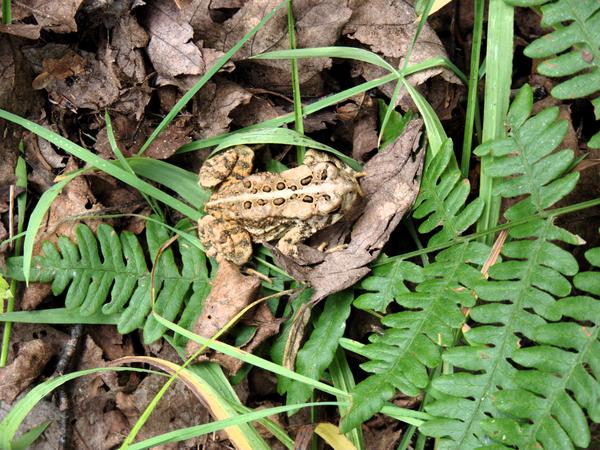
[
  {"left": 94, "top": 113, "right": 139, "bottom": 158},
  {"left": 194, "top": 78, "right": 253, "bottom": 138},
  {"left": 230, "top": 95, "right": 286, "bottom": 128},
  {"left": 88, "top": 325, "right": 135, "bottom": 361},
  {"left": 274, "top": 119, "right": 424, "bottom": 303},
  {"left": 363, "top": 425, "right": 402, "bottom": 450},
  {"left": 28, "top": 45, "right": 121, "bottom": 112},
  {"left": 185, "top": 260, "right": 262, "bottom": 360},
  {"left": 0, "top": 339, "right": 55, "bottom": 403},
  {"left": 145, "top": 0, "right": 206, "bottom": 78},
  {"left": 26, "top": 0, "right": 85, "bottom": 33},
  {"left": 211, "top": 0, "right": 245, "bottom": 9},
  {"left": 0, "top": 221, "right": 6, "bottom": 244},
  {"left": 111, "top": 14, "right": 149, "bottom": 82},
  {"left": 343, "top": 0, "right": 461, "bottom": 112},
  {"left": 144, "top": 118, "right": 193, "bottom": 159},
  {"left": 68, "top": 336, "right": 128, "bottom": 449},
  {"left": 180, "top": 0, "right": 223, "bottom": 44},
  {"left": 0, "top": 36, "right": 43, "bottom": 115},
  {"left": 351, "top": 98, "right": 379, "bottom": 162},
  {"left": 0, "top": 23, "right": 41, "bottom": 39}
]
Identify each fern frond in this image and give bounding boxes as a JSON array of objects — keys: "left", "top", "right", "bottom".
[
  {"left": 413, "top": 139, "right": 485, "bottom": 246},
  {"left": 421, "top": 87, "right": 597, "bottom": 449},
  {"left": 505, "top": 0, "right": 600, "bottom": 147},
  {"left": 340, "top": 137, "right": 488, "bottom": 431},
  {"left": 340, "top": 241, "right": 490, "bottom": 432},
  {"left": 4, "top": 219, "right": 210, "bottom": 343}
]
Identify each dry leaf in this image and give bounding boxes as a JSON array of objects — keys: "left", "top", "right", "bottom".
[
  {"left": 0, "top": 23, "right": 41, "bottom": 39},
  {"left": 194, "top": 78, "right": 253, "bottom": 138},
  {"left": 274, "top": 119, "right": 425, "bottom": 303},
  {"left": 0, "top": 36, "right": 42, "bottom": 115},
  {"left": 214, "top": 0, "right": 351, "bottom": 95},
  {"left": 185, "top": 260, "right": 262, "bottom": 360},
  {"left": 0, "top": 339, "right": 55, "bottom": 403},
  {"left": 230, "top": 95, "right": 285, "bottom": 128},
  {"left": 65, "top": 336, "right": 128, "bottom": 449},
  {"left": 143, "top": 119, "right": 193, "bottom": 159},
  {"left": 116, "top": 374, "right": 210, "bottom": 447},
  {"left": 29, "top": 46, "right": 121, "bottom": 112},
  {"left": 28, "top": 0, "right": 85, "bottom": 33},
  {"left": 212, "top": 302, "right": 283, "bottom": 374},
  {"left": 111, "top": 14, "right": 149, "bottom": 82},
  {"left": 145, "top": 0, "right": 205, "bottom": 78}
]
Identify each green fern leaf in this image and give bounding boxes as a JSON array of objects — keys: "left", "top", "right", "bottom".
[
  {"left": 340, "top": 241, "right": 490, "bottom": 432},
  {"left": 353, "top": 259, "right": 423, "bottom": 312},
  {"left": 285, "top": 290, "right": 354, "bottom": 406},
  {"left": 4, "top": 219, "right": 210, "bottom": 343},
  {"left": 413, "top": 139, "right": 484, "bottom": 246},
  {"left": 504, "top": 0, "right": 600, "bottom": 147},
  {"left": 422, "top": 88, "right": 597, "bottom": 449}
]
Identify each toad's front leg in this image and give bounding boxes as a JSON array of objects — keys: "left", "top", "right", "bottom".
[
  {"left": 198, "top": 215, "right": 253, "bottom": 265},
  {"left": 276, "top": 222, "right": 315, "bottom": 257}
]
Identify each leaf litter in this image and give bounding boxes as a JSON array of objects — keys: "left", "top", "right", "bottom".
[{"left": 0, "top": 0, "right": 461, "bottom": 447}]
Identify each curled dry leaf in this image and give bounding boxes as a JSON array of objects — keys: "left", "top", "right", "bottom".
[
  {"left": 0, "top": 339, "right": 55, "bottom": 404},
  {"left": 274, "top": 119, "right": 425, "bottom": 303},
  {"left": 185, "top": 260, "right": 262, "bottom": 360}
]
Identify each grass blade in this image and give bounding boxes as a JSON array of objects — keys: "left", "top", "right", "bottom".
[
  {"left": 0, "top": 308, "right": 120, "bottom": 325},
  {"left": 286, "top": 0, "right": 305, "bottom": 162},
  {"left": 461, "top": 0, "right": 485, "bottom": 177},
  {"left": 252, "top": 46, "right": 397, "bottom": 74},
  {"left": 213, "top": 128, "right": 362, "bottom": 171},
  {"left": 153, "top": 312, "right": 350, "bottom": 399},
  {"left": 476, "top": 0, "right": 514, "bottom": 244}
]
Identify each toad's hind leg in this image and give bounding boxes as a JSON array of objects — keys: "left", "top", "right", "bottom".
[
  {"left": 199, "top": 145, "right": 254, "bottom": 188},
  {"left": 198, "top": 215, "right": 253, "bottom": 265}
]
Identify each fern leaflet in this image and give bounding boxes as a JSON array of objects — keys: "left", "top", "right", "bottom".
[
  {"left": 413, "top": 139, "right": 485, "bottom": 246},
  {"left": 4, "top": 218, "right": 210, "bottom": 343}
]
